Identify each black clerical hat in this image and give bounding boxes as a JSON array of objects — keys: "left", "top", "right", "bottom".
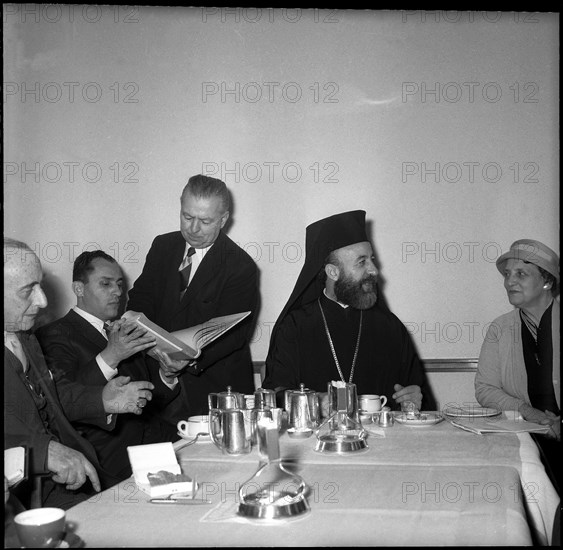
[{"left": 270, "top": 210, "right": 368, "bottom": 340}]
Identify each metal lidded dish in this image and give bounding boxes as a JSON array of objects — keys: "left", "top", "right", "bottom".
[
  {"left": 238, "top": 418, "right": 310, "bottom": 520},
  {"left": 314, "top": 384, "right": 369, "bottom": 453},
  {"left": 238, "top": 485, "right": 310, "bottom": 519},
  {"left": 314, "top": 430, "right": 368, "bottom": 453}
]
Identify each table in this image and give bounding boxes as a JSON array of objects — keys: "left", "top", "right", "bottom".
[{"left": 66, "top": 417, "right": 558, "bottom": 547}]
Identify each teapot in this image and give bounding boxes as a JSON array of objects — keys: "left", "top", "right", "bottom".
[
  {"left": 208, "top": 386, "right": 245, "bottom": 411},
  {"left": 209, "top": 408, "right": 251, "bottom": 455},
  {"left": 285, "top": 384, "right": 320, "bottom": 438}
]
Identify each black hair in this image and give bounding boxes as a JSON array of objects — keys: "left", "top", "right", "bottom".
[{"left": 73, "top": 250, "right": 116, "bottom": 283}]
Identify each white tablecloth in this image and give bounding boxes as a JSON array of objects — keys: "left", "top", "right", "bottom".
[{"left": 65, "top": 419, "right": 558, "bottom": 546}]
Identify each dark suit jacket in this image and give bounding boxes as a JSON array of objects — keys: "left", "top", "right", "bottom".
[
  {"left": 127, "top": 230, "right": 258, "bottom": 416},
  {"left": 35, "top": 309, "right": 180, "bottom": 483},
  {"left": 4, "top": 333, "right": 108, "bottom": 508}
]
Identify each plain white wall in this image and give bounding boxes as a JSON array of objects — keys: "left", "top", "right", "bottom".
[{"left": 4, "top": 8, "right": 559, "bottom": 384}]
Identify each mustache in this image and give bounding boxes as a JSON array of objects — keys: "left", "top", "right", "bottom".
[{"left": 360, "top": 274, "right": 378, "bottom": 287}]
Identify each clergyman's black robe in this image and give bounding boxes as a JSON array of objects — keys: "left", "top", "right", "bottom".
[{"left": 263, "top": 293, "right": 436, "bottom": 411}]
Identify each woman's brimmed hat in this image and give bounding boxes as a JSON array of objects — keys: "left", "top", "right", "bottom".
[{"left": 496, "top": 239, "right": 559, "bottom": 282}]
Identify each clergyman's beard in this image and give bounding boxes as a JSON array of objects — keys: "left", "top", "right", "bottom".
[{"left": 334, "top": 273, "right": 378, "bottom": 310}]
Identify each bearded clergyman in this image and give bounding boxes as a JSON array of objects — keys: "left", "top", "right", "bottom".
[{"left": 262, "top": 210, "right": 436, "bottom": 413}]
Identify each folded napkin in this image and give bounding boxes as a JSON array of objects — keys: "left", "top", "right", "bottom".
[
  {"left": 362, "top": 424, "right": 386, "bottom": 438},
  {"left": 127, "top": 442, "right": 197, "bottom": 498},
  {"left": 449, "top": 417, "right": 550, "bottom": 435}
]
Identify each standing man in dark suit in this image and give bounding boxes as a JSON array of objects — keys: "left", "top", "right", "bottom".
[
  {"left": 36, "top": 251, "right": 181, "bottom": 486},
  {"left": 4, "top": 238, "right": 154, "bottom": 509},
  {"left": 127, "top": 175, "right": 258, "bottom": 420}
]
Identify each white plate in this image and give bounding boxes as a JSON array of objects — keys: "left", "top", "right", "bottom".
[
  {"left": 177, "top": 431, "right": 211, "bottom": 442},
  {"left": 443, "top": 406, "right": 501, "bottom": 418},
  {"left": 393, "top": 412, "right": 444, "bottom": 427}
]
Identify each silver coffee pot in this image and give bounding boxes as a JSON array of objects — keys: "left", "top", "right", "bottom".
[
  {"left": 209, "top": 408, "right": 252, "bottom": 455},
  {"left": 285, "top": 384, "right": 320, "bottom": 438},
  {"left": 208, "top": 386, "right": 245, "bottom": 411}
]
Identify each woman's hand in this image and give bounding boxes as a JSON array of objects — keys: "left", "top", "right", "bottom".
[
  {"left": 393, "top": 384, "right": 422, "bottom": 411},
  {"left": 540, "top": 410, "right": 561, "bottom": 441}
]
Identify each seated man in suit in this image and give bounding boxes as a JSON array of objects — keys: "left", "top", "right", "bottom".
[
  {"left": 36, "top": 250, "right": 181, "bottom": 486},
  {"left": 262, "top": 211, "right": 436, "bottom": 413},
  {"left": 127, "top": 174, "right": 258, "bottom": 420},
  {"left": 4, "top": 238, "right": 150, "bottom": 509}
]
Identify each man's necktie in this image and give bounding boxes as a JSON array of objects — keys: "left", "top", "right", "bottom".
[
  {"left": 5, "top": 332, "right": 28, "bottom": 372},
  {"left": 103, "top": 323, "right": 111, "bottom": 340},
  {"left": 179, "top": 247, "right": 196, "bottom": 299}
]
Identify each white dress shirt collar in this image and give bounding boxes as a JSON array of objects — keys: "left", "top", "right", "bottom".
[
  {"left": 73, "top": 306, "right": 107, "bottom": 337},
  {"left": 4, "top": 330, "right": 28, "bottom": 372},
  {"left": 183, "top": 242, "right": 213, "bottom": 263},
  {"left": 180, "top": 242, "right": 213, "bottom": 284}
]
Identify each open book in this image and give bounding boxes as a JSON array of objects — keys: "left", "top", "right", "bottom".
[{"left": 121, "top": 310, "right": 251, "bottom": 361}]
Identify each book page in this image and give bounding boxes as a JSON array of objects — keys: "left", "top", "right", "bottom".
[
  {"left": 171, "top": 311, "right": 251, "bottom": 351},
  {"left": 122, "top": 311, "right": 199, "bottom": 360}
]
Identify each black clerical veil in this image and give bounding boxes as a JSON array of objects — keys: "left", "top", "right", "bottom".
[{"left": 269, "top": 210, "right": 369, "bottom": 343}]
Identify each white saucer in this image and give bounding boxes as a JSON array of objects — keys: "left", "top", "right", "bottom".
[
  {"left": 443, "top": 406, "right": 501, "bottom": 418},
  {"left": 177, "top": 431, "right": 211, "bottom": 442},
  {"left": 393, "top": 412, "right": 444, "bottom": 427}
]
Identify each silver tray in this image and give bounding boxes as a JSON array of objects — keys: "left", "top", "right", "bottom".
[
  {"left": 238, "top": 491, "right": 310, "bottom": 519},
  {"left": 314, "top": 433, "right": 368, "bottom": 453}
]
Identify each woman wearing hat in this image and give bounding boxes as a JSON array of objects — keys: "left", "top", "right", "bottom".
[{"left": 475, "top": 239, "right": 560, "bottom": 490}]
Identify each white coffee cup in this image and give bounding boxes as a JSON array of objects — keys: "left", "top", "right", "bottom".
[
  {"left": 15, "top": 507, "right": 66, "bottom": 548},
  {"left": 358, "top": 394, "right": 387, "bottom": 413},
  {"left": 177, "top": 415, "right": 209, "bottom": 437}
]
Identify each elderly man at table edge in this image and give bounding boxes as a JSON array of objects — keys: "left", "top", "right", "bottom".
[
  {"left": 127, "top": 174, "right": 258, "bottom": 421},
  {"left": 4, "top": 238, "right": 154, "bottom": 510},
  {"left": 36, "top": 250, "right": 181, "bottom": 485},
  {"left": 262, "top": 210, "right": 436, "bottom": 413}
]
